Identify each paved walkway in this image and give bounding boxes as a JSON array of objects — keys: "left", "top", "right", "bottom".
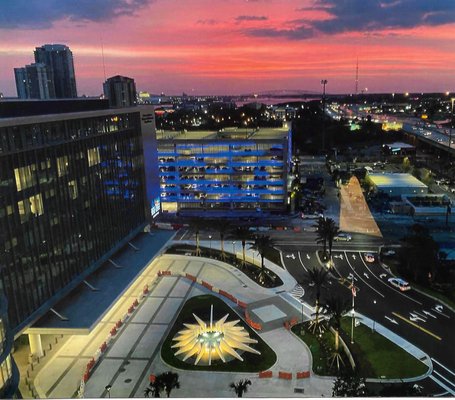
[{"left": 29, "top": 239, "right": 431, "bottom": 398}]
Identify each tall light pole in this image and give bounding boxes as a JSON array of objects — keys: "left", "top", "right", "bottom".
[
  {"left": 350, "top": 275, "right": 356, "bottom": 344},
  {"left": 232, "top": 241, "right": 236, "bottom": 261},
  {"left": 105, "top": 385, "right": 112, "bottom": 398},
  {"left": 372, "top": 300, "right": 377, "bottom": 333},
  {"left": 321, "top": 79, "right": 328, "bottom": 151},
  {"left": 209, "top": 235, "right": 212, "bottom": 257},
  {"left": 449, "top": 98, "right": 454, "bottom": 161}
]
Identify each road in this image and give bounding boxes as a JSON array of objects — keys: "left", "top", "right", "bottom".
[{"left": 279, "top": 244, "right": 455, "bottom": 396}]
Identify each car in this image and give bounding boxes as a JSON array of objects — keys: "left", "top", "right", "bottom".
[
  {"left": 388, "top": 277, "right": 411, "bottom": 291},
  {"left": 364, "top": 253, "right": 375, "bottom": 262},
  {"left": 382, "top": 249, "right": 396, "bottom": 256},
  {"left": 334, "top": 232, "right": 352, "bottom": 241}
]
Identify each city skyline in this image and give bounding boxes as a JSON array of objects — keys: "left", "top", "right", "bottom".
[{"left": 1, "top": 0, "right": 455, "bottom": 96}]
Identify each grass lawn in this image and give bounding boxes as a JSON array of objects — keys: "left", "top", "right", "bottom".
[
  {"left": 340, "top": 318, "right": 428, "bottom": 379},
  {"left": 293, "top": 319, "right": 428, "bottom": 379},
  {"left": 161, "top": 295, "right": 277, "bottom": 372},
  {"left": 291, "top": 323, "right": 349, "bottom": 376}
]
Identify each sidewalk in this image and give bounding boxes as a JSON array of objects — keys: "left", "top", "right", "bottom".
[{"left": 30, "top": 239, "right": 431, "bottom": 398}]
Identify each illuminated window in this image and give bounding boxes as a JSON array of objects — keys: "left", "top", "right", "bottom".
[
  {"left": 57, "top": 156, "right": 69, "bottom": 177},
  {"left": 87, "top": 147, "right": 101, "bottom": 167},
  {"left": 68, "top": 180, "right": 78, "bottom": 199},
  {"left": 29, "top": 193, "right": 44, "bottom": 216},
  {"left": 14, "top": 165, "right": 35, "bottom": 191}
]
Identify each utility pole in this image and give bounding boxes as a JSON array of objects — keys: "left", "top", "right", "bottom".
[{"left": 321, "top": 79, "right": 328, "bottom": 151}]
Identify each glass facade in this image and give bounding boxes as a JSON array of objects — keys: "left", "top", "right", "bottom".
[
  {"left": 0, "top": 110, "right": 148, "bottom": 333},
  {"left": 0, "top": 292, "right": 18, "bottom": 397},
  {"left": 158, "top": 136, "right": 290, "bottom": 213}
]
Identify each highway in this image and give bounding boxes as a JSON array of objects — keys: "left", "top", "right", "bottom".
[{"left": 279, "top": 244, "right": 455, "bottom": 396}]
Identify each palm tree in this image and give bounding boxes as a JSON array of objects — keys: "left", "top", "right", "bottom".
[
  {"left": 314, "top": 217, "right": 328, "bottom": 259},
  {"left": 314, "top": 217, "right": 339, "bottom": 263},
  {"left": 302, "top": 267, "right": 330, "bottom": 333},
  {"left": 231, "top": 226, "right": 253, "bottom": 267},
  {"left": 214, "top": 221, "right": 231, "bottom": 260},
  {"left": 249, "top": 234, "right": 274, "bottom": 283},
  {"left": 189, "top": 218, "right": 207, "bottom": 256},
  {"left": 325, "top": 218, "right": 340, "bottom": 265},
  {"left": 229, "top": 379, "right": 252, "bottom": 397},
  {"left": 158, "top": 371, "right": 180, "bottom": 398},
  {"left": 320, "top": 295, "right": 351, "bottom": 371},
  {"left": 144, "top": 379, "right": 164, "bottom": 398}
]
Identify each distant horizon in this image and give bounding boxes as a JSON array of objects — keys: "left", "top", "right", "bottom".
[{"left": 1, "top": 0, "right": 455, "bottom": 97}]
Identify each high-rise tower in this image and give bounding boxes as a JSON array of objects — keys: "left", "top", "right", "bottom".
[
  {"left": 34, "top": 44, "right": 78, "bottom": 98},
  {"left": 14, "top": 63, "right": 55, "bottom": 99}
]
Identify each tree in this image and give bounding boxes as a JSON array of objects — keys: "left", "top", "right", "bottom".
[
  {"left": 332, "top": 372, "right": 368, "bottom": 397},
  {"left": 189, "top": 218, "right": 207, "bottom": 256},
  {"left": 302, "top": 267, "right": 330, "bottom": 333},
  {"left": 229, "top": 379, "right": 252, "bottom": 397},
  {"left": 158, "top": 371, "right": 180, "bottom": 398},
  {"left": 214, "top": 221, "right": 231, "bottom": 261},
  {"left": 231, "top": 226, "right": 253, "bottom": 267},
  {"left": 249, "top": 235, "right": 274, "bottom": 283},
  {"left": 314, "top": 217, "right": 339, "bottom": 263},
  {"left": 144, "top": 378, "right": 164, "bottom": 398},
  {"left": 320, "top": 295, "right": 351, "bottom": 370}
]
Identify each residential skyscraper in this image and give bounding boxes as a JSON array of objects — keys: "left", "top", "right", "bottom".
[
  {"left": 14, "top": 63, "right": 55, "bottom": 99},
  {"left": 34, "top": 44, "right": 77, "bottom": 98},
  {"left": 103, "top": 75, "right": 137, "bottom": 108}
]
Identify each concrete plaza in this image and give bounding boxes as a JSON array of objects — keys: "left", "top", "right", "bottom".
[{"left": 31, "top": 245, "right": 334, "bottom": 398}]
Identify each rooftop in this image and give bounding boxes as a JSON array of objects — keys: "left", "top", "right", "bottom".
[
  {"left": 159, "top": 126, "right": 289, "bottom": 141},
  {"left": 385, "top": 142, "right": 415, "bottom": 149},
  {"left": 368, "top": 173, "right": 427, "bottom": 188}
]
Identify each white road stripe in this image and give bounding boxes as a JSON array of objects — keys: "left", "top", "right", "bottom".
[
  {"left": 359, "top": 252, "right": 422, "bottom": 306},
  {"left": 430, "top": 375, "right": 455, "bottom": 396},
  {"left": 433, "top": 370, "right": 455, "bottom": 391},
  {"left": 343, "top": 251, "right": 385, "bottom": 298},
  {"left": 432, "top": 358, "right": 455, "bottom": 377},
  {"left": 297, "top": 252, "right": 309, "bottom": 272},
  {"left": 431, "top": 308, "right": 451, "bottom": 319}
]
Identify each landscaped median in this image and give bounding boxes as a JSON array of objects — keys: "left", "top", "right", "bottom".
[{"left": 292, "top": 317, "right": 428, "bottom": 380}]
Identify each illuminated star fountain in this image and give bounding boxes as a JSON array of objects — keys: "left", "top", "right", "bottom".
[{"left": 171, "top": 305, "right": 261, "bottom": 365}]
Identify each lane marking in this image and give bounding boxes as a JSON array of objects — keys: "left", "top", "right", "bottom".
[
  {"left": 343, "top": 251, "right": 385, "bottom": 298},
  {"left": 297, "top": 252, "right": 309, "bottom": 272},
  {"left": 414, "top": 311, "right": 428, "bottom": 320},
  {"left": 432, "top": 358, "right": 455, "bottom": 377},
  {"left": 392, "top": 312, "right": 442, "bottom": 341},
  {"left": 432, "top": 307, "right": 451, "bottom": 319},
  {"left": 359, "top": 252, "right": 422, "bottom": 306},
  {"left": 433, "top": 371, "right": 455, "bottom": 391},
  {"left": 430, "top": 376, "right": 455, "bottom": 396}
]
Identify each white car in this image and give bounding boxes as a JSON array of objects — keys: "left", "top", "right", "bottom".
[
  {"left": 334, "top": 232, "right": 352, "bottom": 241},
  {"left": 388, "top": 277, "right": 411, "bottom": 291},
  {"left": 364, "top": 253, "right": 375, "bottom": 263}
]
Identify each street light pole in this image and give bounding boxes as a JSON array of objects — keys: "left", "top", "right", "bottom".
[
  {"left": 321, "top": 79, "right": 328, "bottom": 151},
  {"left": 105, "top": 385, "right": 112, "bottom": 398},
  {"left": 350, "top": 275, "right": 355, "bottom": 344},
  {"left": 449, "top": 98, "right": 454, "bottom": 162},
  {"left": 209, "top": 235, "right": 212, "bottom": 257},
  {"left": 372, "top": 300, "right": 377, "bottom": 333}
]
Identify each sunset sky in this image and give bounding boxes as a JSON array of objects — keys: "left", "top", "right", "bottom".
[{"left": 1, "top": 0, "right": 455, "bottom": 96}]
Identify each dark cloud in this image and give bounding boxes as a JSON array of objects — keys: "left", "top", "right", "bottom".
[
  {"left": 235, "top": 15, "right": 268, "bottom": 22},
  {"left": 250, "top": 0, "right": 455, "bottom": 39},
  {"left": 197, "top": 19, "right": 220, "bottom": 25},
  {"left": 0, "top": 0, "right": 154, "bottom": 29}
]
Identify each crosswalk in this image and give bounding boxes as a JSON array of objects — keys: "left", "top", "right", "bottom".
[
  {"left": 430, "top": 358, "right": 455, "bottom": 396},
  {"left": 290, "top": 284, "right": 305, "bottom": 300}
]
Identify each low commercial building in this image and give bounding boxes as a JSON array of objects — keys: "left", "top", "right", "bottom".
[
  {"left": 157, "top": 126, "right": 291, "bottom": 215},
  {"left": 367, "top": 173, "right": 428, "bottom": 196},
  {"left": 382, "top": 142, "right": 416, "bottom": 156}
]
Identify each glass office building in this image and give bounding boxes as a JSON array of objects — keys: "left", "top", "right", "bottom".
[
  {"left": 0, "top": 105, "right": 154, "bottom": 335},
  {"left": 158, "top": 127, "right": 291, "bottom": 214}
]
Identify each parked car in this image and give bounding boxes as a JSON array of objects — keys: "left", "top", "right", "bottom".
[
  {"left": 334, "top": 232, "right": 352, "bottom": 241},
  {"left": 388, "top": 277, "right": 411, "bottom": 291},
  {"left": 382, "top": 249, "right": 396, "bottom": 256},
  {"left": 364, "top": 253, "right": 375, "bottom": 262}
]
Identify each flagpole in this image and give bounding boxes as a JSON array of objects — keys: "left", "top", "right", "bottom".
[{"left": 351, "top": 275, "right": 355, "bottom": 344}]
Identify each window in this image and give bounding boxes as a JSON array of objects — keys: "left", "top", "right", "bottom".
[
  {"left": 68, "top": 180, "right": 78, "bottom": 199},
  {"left": 87, "top": 147, "right": 101, "bottom": 167},
  {"left": 14, "top": 165, "right": 35, "bottom": 191},
  {"left": 29, "top": 193, "right": 44, "bottom": 216},
  {"left": 57, "top": 156, "right": 69, "bottom": 177}
]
